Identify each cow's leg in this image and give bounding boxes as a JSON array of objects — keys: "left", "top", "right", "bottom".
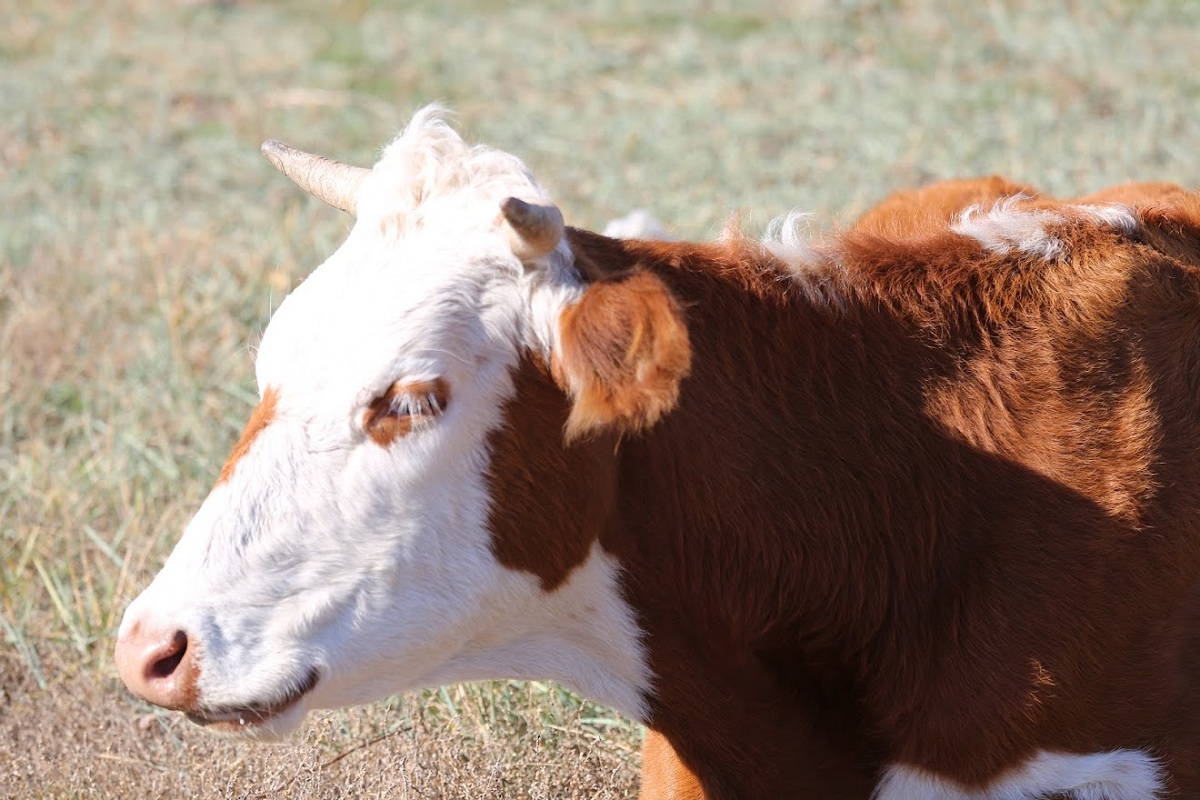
[{"left": 633, "top": 637, "right": 877, "bottom": 798}]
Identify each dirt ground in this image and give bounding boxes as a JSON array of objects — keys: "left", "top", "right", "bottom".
[{"left": 0, "top": 650, "right": 641, "bottom": 799}]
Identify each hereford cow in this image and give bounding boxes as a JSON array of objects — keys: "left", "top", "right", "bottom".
[{"left": 115, "top": 108, "right": 1200, "bottom": 798}]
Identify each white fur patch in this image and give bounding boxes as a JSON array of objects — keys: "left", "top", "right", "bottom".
[
  {"left": 763, "top": 209, "right": 822, "bottom": 266},
  {"left": 761, "top": 210, "right": 849, "bottom": 310},
  {"left": 1074, "top": 203, "right": 1141, "bottom": 236},
  {"left": 951, "top": 199, "right": 1142, "bottom": 261},
  {"left": 602, "top": 209, "right": 673, "bottom": 241},
  {"left": 416, "top": 542, "right": 652, "bottom": 722},
  {"left": 875, "top": 750, "right": 1164, "bottom": 800},
  {"left": 951, "top": 199, "right": 1066, "bottom": 260}
]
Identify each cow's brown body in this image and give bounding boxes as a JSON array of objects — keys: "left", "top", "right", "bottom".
[{"left": 494, "top": 184, "right": 1200, "bottom": 797}]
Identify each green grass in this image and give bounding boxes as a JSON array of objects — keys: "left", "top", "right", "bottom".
[{"left": 2, "top": 0, "right": 1200, "bottom": 796}]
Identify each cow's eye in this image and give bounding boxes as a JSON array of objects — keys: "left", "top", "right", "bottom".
[{"left": 363, "top": 378, "right": 450, "bottom": 446}]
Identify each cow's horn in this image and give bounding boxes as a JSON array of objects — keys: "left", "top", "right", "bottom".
[
  {"left": 261, "top": 140, "right": 370, "bottom": 216},
  {"left": 500, "top": 197, "right": 564, "bottom": 261}
]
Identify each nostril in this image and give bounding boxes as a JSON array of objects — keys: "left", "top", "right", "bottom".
[
  {"left": 115, "top": 623, "right": 200, "bottom": 711},
  {"left": 148, "top": 630, "right": 188, "bottom": 680}
]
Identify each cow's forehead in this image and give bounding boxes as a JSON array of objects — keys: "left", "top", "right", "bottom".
[
  {"left": 250, "top": 110, "right": 563, "bottom": 402},
  {"left": 254, "top": 226, "right": 526, "bottom": 406}
]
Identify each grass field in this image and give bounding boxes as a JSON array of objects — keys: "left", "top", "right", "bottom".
[{"left": 3, "top": 1, "right": 1200, "bottom": 797}]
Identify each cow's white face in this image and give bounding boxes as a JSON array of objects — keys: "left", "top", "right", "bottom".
[{"left": 115, "top": 109, "right": 691, "bottom": 739}]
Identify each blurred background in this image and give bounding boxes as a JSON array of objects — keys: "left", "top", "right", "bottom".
[{"left": 3, "top": 1, "right": 1199, "bottom": 796}]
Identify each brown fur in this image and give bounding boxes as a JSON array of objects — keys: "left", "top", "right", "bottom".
[
  {"left": 486, "top": 356, "right": 615, "bottom": 592},
  {"left": 554, "top": 269, "right": 691, "bottom": 440},
  {"left": 1097, "top": 187, "right": 1200, "bottom": 267},
  {"left": 216, "top": 387, "right": 278, "bottom": 485},
  {"left": 1075, "top": 181, "right": 1193, "bottom": 207},
  {"left": 852, "top": 175, "right": 1042, "bottom": 237},
  {"left": 639, "top": 731, "right": 705, "bottom": 800},
  {"left": 484, "top": 186, "right": 1200, "bottom": 797}
]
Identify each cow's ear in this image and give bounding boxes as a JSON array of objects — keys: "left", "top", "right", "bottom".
[{"left": 552, "top": 267, "right": 691, "bottom": 440}]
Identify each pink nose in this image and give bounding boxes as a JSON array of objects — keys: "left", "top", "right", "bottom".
[{"left": 114, "top": 621, "right": 200, "bottom": 711}]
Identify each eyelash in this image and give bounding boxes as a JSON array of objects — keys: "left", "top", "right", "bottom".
[
  {"left": 388, "top": 391, "right": 444, "bottom": 418},
  {"left": 363, "top": 378, "right": 450, "bottom": 446}
]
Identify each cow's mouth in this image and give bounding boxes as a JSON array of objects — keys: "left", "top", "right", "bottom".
[{"left": 185, "top": 667, "right": 319, "bottom": 733}]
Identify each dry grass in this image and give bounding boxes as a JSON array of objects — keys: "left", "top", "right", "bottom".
[
  {"left": 0, "top": 650, "right": 639, "bottom": 798},
  {"left": 2, "top": 0, "right": 1199, "bottom": 797}
]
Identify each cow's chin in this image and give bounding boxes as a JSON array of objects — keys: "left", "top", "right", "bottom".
[
  {"left": 187, "top": 701, "right": 308, "bottom": 741},
  {"left": 185, "top": 668, "right": 318, "bottom": 741}
]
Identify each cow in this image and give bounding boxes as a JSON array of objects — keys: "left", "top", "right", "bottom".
[{"left": 115, "top": 107, "right": 1200, "bottom": 798}]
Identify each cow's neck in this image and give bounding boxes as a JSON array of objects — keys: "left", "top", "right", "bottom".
[
  {"left": 608, "top": 236, "right": 940, "bottom": 660},
  {"left": 598, "top": 236, "right": 951, "bottom": 791}
]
